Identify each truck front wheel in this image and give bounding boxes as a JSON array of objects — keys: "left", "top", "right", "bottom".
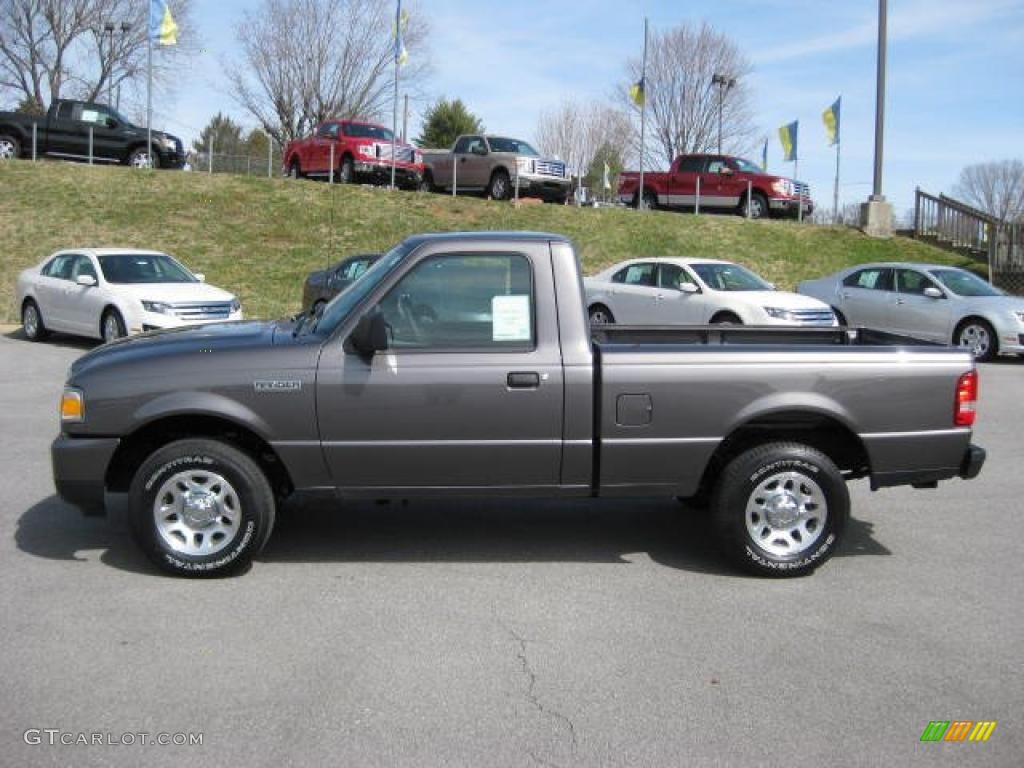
[
  {"left": 129, "top": 439, "right": 276, "bottom": 577},
  {"left": 0, "top": 133, "right": 21, "bottom": 160},
  {"left": 741, "top": 191, "right": 769, "bottom": 219},
  {"left": 128, "top": 146, "right": 158, "bottom": 169},
  {"left": 711, "top": 442, "right": 848, "bottom": 577},
  {"left": 339, "top": 155, "right": 354, "bottom": 184},
  {"left": 487, "top": 169, "right": 511, "bottom": 200}
]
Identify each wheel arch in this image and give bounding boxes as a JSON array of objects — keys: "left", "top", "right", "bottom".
[
  {"left": 952, "top": 313, "right": 995, "bottom": 342},
  {"left": 695, "top": 407, "right": 870, "bottom": 499},
  {"left": 105, "top": 412, "right": 294, "bottom": 498}
]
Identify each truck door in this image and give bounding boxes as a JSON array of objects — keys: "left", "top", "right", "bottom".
[
  {"left": 668, "top": 156, "right": 704, "bottom": 208},
  {"left": 316, "top": 244, "right": 565, "bottom": 491},
  {"left": 77, "top": 103, "right": 121, "bottom": 161},
  {"left": 45, "top": 101, "right": 85, "bottom": 157},
  {"left": 457, "top": 135, "right": 488, "bottom": 188}
]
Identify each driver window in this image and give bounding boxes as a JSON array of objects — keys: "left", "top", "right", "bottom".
[
  {"left": 377, "top": 253, "right": 535, "bottom": 350},
  {"left": 71, "top": 256, "right": 97, "bottom": 281},
  {"left": 658, "top": 263, "right": 684, "bottom": 289},
  {"left": 706, "top": 159, "right": 727, "bottom": 174},
  {"left": 317, "top": 123, "right": 339, "bottom": 139},
  {"left": 619, "top": 263, "right": 657, "bottom": 287},
  {"left": 896, "top": 269, "right": 935, "bottom": 295}
]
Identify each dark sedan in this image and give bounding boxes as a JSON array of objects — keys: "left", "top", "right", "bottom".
[{"left": 301, "top": 253, "right": 380, "bottom": 313}]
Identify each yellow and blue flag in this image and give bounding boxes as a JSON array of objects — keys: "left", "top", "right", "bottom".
[
  {"left": 629, "top": 77, "right": 646, "bottom": 108},
  {"left": 149, "top": 0, "right": 178, "bottom": 46},
  {"left": 394, "top": 0, "right": 408, "bottom": 66},
  {"left": 779, "top": 120, "right": 798, "bottom": 162},
  {"left": 823, "top": 96, "right": 841, "bottom": 146}
]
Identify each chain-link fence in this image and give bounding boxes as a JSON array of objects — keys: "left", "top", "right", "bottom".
[{"left": 188, "top": 149, "right": 284, "bottom": 177}]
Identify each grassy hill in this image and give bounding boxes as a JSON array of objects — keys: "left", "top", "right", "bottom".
[{"left": 0, "top": 160, "right": 974, "bottom": 323}]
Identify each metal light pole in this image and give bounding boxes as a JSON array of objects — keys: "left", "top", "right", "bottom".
[
  {"left": 712, "top": 73, "right": 736, "bottom": 155},
  {"left": 871, "top": 0, "right": 887, "bottom": 201},
  {"left": 117, "top": 23, "right": 131, "bottom": 110},
  {"left": 104, "top": 23, "right": 115, "bottom": 105}
]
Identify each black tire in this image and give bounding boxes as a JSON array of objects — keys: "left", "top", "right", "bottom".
[
  {"left": 710, "top": 312, "right": 742, "bottom": 325},
  {"left": 588, "top": 304, "right": 615, "bottom": 325},
  {"left": 21, "top": 299, "right": 48, "bottom": 341},
  {"left": 101, "top": 308, "right": 126, "bottom": 343},
  {"left": 419, "top": 171, "right": 435, "bottom": 192},
  {"left": 288, "top": 158, "right": 302, "bottom": 179},
  {"left": 955, "top": 318, "right": 998, "bottom": 362},
  {"left": 0, "top": 133, "right": 21, "bottom": 161},
  {"left": 712, "top": 442, "right": 849, "bottom": 577},
  {"left": 487, "top": 169, "right": 511, "bottom": 200},
  {"left": 339, "top": 155, "right": 354, "bottom": 184},
  {"left": 128, "top": 146, "right": 158, "bottom": 169},
  {"left": 633, "top": 188, "right": 658, "bottom": 210},
  {"left": 129, "top": 438, "right": 276, "bottom": 577},
  {"left": 741, "top": 191, "right": 769, "bottom": 219}
]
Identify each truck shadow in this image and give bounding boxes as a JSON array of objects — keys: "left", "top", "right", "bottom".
[{"left": 15, "top": 494, "right": 890, "bottom": 577}]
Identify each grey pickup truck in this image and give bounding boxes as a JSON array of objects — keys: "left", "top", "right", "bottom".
[{"left": 52, "top": 232, "right": 985, "bottom": 577}]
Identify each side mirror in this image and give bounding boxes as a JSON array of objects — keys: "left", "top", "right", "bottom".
[
  {"left": 76, "top": 274, "right": 97, "bottom": 287},
  {"left": 106, "top": 117, "right": 119, "bottom": 129},
  {"left": 923, "top": 286, "right": 944, "bottom": 299},
  {"left": 349, "top": 312, "right": 389, "bottom": 356},
  {"left": 719, "top": 166, "right": 734, "bottom": 176},
  {"left": 678, "top": 281, "right": 700, "bottom": 294},
  {"left": 194, "top": 273, "right": 206, "bottom": 283}
]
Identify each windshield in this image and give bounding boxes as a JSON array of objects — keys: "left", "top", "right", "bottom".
[
  {"left": 487, "top": 137, "right": 539, "bottom": 156},
  {"left": 98, "top": 254, "right": 197, "bottom": 284},
  {"left": 734, "top": 158, "right": 763, "bottom": 174},
  {"left": 344, "top": 123, "right": 395, "bottom": 141},
  {"left": 929, "top": 268, "right": 1003, "bottom": 297},
  {"left": 691, "top": 262, "right": 773, "bottom": 291},
  {"left": 313, "top": 242, "right": 412, "bottom": 335}
]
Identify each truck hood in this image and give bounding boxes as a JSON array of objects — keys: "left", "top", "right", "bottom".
[{"left": 69, "top": 319, "right": 302, "bottom": 379}]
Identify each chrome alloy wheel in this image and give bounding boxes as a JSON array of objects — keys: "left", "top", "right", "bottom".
[
  {"left": 589, "top": 307, "right": 612, "bottom": 324},
  {"left": 23, "top": 303, "right": 39, "bottom": 337},
  {"left": 0, "top": 138, "right": 17, "bottom": 160},
  {"left": 745, "top": 471, "right": 828, "bottom": 558},
  {"left": 102, "top": 314, "right": 121, "bottom": 342},
  {"left": 153, "top": 470, "right": 242, "bottom": 556},
  {"left": 130, "top": 151, "right": 152, "bottom": 168},
  {"left": 958, "top": 323, "right": 991, "bottom": 358}
]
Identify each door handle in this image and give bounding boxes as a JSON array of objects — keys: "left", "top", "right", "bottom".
[
  {"left": 654, "top": 293, "right": 665, "bottom": 301},
  {"left": 507, "top": 372, "right": 540, "bottom": 389},
  {"left": 896, "top": 298, "right": 905, "bottom": 305}
]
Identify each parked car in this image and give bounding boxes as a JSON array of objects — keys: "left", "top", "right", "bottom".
[
  {"left": 618, "top": 154, "right": 812, "bottom": 219},
  {"left": 302, "top": 253, "right": 380, "bottom": 314},
  {"left": 585, "top": 257, "right": 836, "bottom": 326},
  {"left": 0, "top": 99, "right": 184, "bottom": 168},
  {"left": 17, "top": 248, "right": 241, "bottom": 344},
  {"left": 421, "top": 135, "right": 572, "bottom": 202},
  {"left": 51, "top": 232, "right": 985, "bottom": 578},
  {"left": 798, "top": 262, "right": 1024, "bottom": 361},
  {"left": 283, "top": 119, "right": 424, "bottom": 188}
]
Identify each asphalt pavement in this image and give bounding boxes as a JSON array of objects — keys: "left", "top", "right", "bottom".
[{"left": 0, "top": 329, "right": 1021, "bottom": 767}]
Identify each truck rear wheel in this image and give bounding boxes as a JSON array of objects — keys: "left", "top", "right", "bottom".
[
  {"left": 129, "top": 438, "right": 276, "bottom": 577},
  {"left": 711, "top": 442, "right": 848, "bottom": 577},
  {"left": 0, "top": 133, "right": 21, "bottom": 160}
]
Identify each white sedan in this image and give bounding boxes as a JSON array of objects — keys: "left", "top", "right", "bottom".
[
  {"left": 799, "top": 261, "right": 1024, "bottom": 361},
  {"left": 584, "top": 257, "right": 836, "bottom": 326},
  {"left": 16, "top": 248, "right": 242, "bottom": 343}
]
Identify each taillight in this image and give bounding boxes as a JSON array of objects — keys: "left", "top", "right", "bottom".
[{"left": 954, "top": 370, "right": 978, "bottom": 427}]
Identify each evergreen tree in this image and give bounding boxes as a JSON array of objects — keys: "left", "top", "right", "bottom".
[
  {"left": 192, "top": 113, "right": 245, "bottom": 156},
  {"left": 415, "top": 98, "right": 484, "bottom": 149}
]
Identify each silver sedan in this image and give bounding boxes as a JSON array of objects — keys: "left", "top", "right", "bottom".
[{"left": 798, "top": 262, "right": 1024, "bottom": 361}]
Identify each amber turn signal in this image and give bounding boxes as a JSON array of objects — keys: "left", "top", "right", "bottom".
[{"left": 60, "top": 388, "right": 84, "bottom": 422}]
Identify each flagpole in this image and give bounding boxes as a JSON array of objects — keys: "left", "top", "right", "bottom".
[
  {"left": 795, "top": 154, "right": 802, "bottom": 223},
  {"left": 146, "top": 21, "right": 152, "bottom": 168},
  {"left": 834, "top": 139, "right": 841, "bottom": 224},
  {"left": 638, "top": 17, "right": 648, "bottom": 209},
  {"left": 391, "top": 0, "right": 401, "bottom": 190}
]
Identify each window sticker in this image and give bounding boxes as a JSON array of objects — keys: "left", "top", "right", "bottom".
[
  {"left": 81, "top": 109, "right": 99, "bottom": 124},
  {"left": 492, "top": 295, "right": 531, "bottom": 341}
]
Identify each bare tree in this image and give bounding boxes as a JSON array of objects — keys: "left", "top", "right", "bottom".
[
  {"left": 534, "top": 99, "right": 633, "bottom": 179},
  {"left": 622, "top": 21, "right": 756, "bottom": 167},
  {"left": 953, "top": 160, "right": 1024, "bottom": 222},
  {"left": 0, "top": 0, "right": 196, "bottom": 109},
  {"left": 227, "top": 0, "right": 429, "bottom": 146}
]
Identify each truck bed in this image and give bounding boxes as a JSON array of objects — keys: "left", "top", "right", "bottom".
[{"left": 591, "top": 325, "right": 940, "bottom": 348}]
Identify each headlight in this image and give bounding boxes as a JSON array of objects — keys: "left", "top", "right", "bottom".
[
  {"left": 516, "top": 157, "right": 536, "bottom": 174},
  {"left": 771, "top": 179, "right": 794, "bottom": 196},
  {"left": 1013, "top": 310, "right": 1024, "bottom": 323},
  {"left": 763, "top": 307, "right": 795, "bottom": 321},
  {"left": 160, "top": 136, "right": 176, "bottom": 149},
  {"left": 230, "top": 298, "right": 241, "bottom": 313},
  {"left": 60, "top": 387, "right": 84, "bottom": 423},
  {"left": 142, "top": 300, "right": 173, "bottom": 315},
  {"left": 358, "top": 145, "right": 375, "bottom": 157}
]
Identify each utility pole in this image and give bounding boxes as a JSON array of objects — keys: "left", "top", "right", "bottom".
[
  {"left": 402, "top": 94, "right": 409, "bottom": 143},
  {"left": 104, "top": 23, "right": 115, "bottom": 105},
  {"left": 861, "top": 0, "right": 894, "bottom": 237}
]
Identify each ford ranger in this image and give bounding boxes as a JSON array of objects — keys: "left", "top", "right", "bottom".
[
  {"left": 619, "top": 154, "right": 811, "bottom": 219},
  {"left": 51, "top": 232, "right": 985, "bottom": 577},
  {"left": 0, "top": 98, "right": 184, "bottom": 168},
  {"left": 421, "top": 135, "right": 572, "bottom": 202}
]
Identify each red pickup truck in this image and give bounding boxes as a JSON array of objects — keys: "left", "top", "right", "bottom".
[
  {"left": 618, "top": 154, "right": 812, "bottom": 219},
  {"left": 283, "top": 119, "right": 425, "bottom": 189}
]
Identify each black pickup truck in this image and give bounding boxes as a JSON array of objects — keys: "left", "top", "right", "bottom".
[
  {"left": 0, "top": 99, "right": 184, "bottom": 168},
  {"left": 52, "top": 232, "right": 985, "bottom": 578}
]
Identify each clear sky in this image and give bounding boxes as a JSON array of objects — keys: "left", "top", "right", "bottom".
[{"left": 161, "top": 0, "right": 1024, "bottom": 217}]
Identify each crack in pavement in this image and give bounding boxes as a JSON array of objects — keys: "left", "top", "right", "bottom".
[{"left": 501, "top": 621, "right": 578, "bottom": 766}]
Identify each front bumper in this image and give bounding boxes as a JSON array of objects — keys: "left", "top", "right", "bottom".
[
  {"left": 769, "top": 196, "right": 813, "bottom": 216},
  {"left": 354, "top": 161, "right": 423, "bottom": 187},
  {"left": 514, "top": 175, "right": 572, "bottom": 200},
  {"left": 51, "top": 434, "right": 120, "bottom": 514},
  {"left": 157, "top": 148, "right": 186, "bottom": 170},
  {"left": 135, "top": 310, "right": 243, "bottom": 334}
]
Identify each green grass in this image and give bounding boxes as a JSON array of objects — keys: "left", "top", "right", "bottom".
[{"left": 0, "top": 160, "right": 976, "bottom": 323}]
